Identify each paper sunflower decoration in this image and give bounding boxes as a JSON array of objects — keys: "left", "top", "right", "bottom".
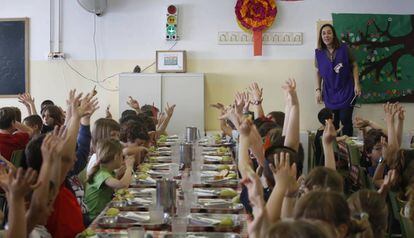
[{"left": 235, "top": 0, "right": 277, "bottom": 56}]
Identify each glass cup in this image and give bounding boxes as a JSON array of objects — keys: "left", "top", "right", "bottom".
[
  {"left": 190, "top": 170, "right": 201, "bottom": 184},
  {"left": 171, "top": 144, "right": 180, "bottom": 164},
  {"left": 169, "top": 163, "right": 180, "bottom": 177},
  {"left": 149, "top": 205, "right": 164, "bottom": 223},
  {"left": 176, "top": 199, "right": 191, "bottom": 217},
  {"left": 191, "top": 160, "right": 201, "bottom": 172},
  {"left": 127, "top": 226, "right": 145, "bottom": 238},
  {"left": 193, "top": 144, "right": 203, "bottom": 160},
  {"left": 171, "top": 217, "right": 188, "bottom": 234},
  {"left": 181, "top": 177, "right": 193, "bottom": 191},
  {"left": 184, "top": 190, "right": 198, "bottom": 207}
]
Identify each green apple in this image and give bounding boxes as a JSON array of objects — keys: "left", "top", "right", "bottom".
[
  {"left": 217, "top": 147, "right": 228, "bottom": 153},
  {"left": 137, "top": 173, "right": 149, "bottom": 180},
  {"left": 115, "top": 189, "right": 127, "bottom": 195},
  {"left": 220, "top": 188, "right": 237, "bottom": 198},
  {"left": 105, "top": 208, "right": 120, "bottom": 217},
  {"left": 80, "top": 228, "right": 96, "bottom": 237},
  {"left": 138, "top": 164, "right": 151, "bottom": 172},
  {"left": 226, "top": 173, "right": 237, "bottom": 179},
  {"left": 219, "top": 217, "right": 234, "bottom": 226},
  {"left": 157, "top": 136, "right": 167, "bottom": 143},
  {"left": 232, "top": 195, "right": 240, "bottom": 204},
  {"left": 222, "top": 156, "right": 231, "bottom": 162},
  {"left": 217, "top": 165, "right": 230, "bottom": 171},
  {"left": 149, "top": 157, "right": 158, "bottom": 163}
]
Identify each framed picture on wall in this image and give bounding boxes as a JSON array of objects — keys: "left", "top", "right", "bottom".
[{"left": 156, "top": 50, "right": 186, "bottom": 73}]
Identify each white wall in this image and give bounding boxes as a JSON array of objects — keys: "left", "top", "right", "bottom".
[
  {"left": 2, "top": 0, "right": 414, "bottom": 60},
  {"left": 0, "top": 0, "right": 413, "bottom": 132}
]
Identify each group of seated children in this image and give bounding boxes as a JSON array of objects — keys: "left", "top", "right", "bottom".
[
  {"left": 213, "top": 78, "right": 411, "bottom": 238},
  {"left": 0, "top": 77, "right": 412, "bottom": 238},
  {"left": 0, "top": 90, "right": 175, "bottom": 237}
]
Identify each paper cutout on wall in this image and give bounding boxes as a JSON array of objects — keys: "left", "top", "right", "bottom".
[{"left": 235, "top": 0, "right": 277, "bottom": 56}]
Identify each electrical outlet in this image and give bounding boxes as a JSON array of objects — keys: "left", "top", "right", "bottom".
[{"left": 48, "top": 52, "right": 65, "bottom": 60}]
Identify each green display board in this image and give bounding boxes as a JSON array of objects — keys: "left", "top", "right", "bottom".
[{"left": 333, "top": 13, "right": 414, "bottom": 103}]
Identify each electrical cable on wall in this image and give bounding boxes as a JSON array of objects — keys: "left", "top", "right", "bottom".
[{"left": 63, "top": 13, "right": 178, "bottom": 92}]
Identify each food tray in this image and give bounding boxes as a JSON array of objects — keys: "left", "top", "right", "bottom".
[
  {"left": 109, "top": 197, "right": 154, "bottom": 211},
  {"left": 191, "top": 198, "right": 244, "bottom": 214},
  {"left": 97, "top": 211, "right": 169, "bottom": 229},
  {"left": 186, "top": 213, "right": 242, "bottom": 232}
]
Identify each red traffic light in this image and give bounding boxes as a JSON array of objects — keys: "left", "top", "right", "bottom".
[{"left": 167, "top": 5, "right": 177, "bottom": 14}]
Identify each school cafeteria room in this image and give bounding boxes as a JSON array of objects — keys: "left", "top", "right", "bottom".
[{"left": 0, "top": 0, "right": 414, "bottom": 237}]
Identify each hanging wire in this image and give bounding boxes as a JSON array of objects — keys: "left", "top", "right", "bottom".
[{"left": 63, "top": 14, "right": 179, "bottom": 91}]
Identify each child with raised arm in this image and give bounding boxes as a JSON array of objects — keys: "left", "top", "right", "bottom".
[
  {"left": 0, "top": 167, "right": 39, "bottom": 238},
  {"left": 85, "top": 139, "right": 134, "bottom": 220}
]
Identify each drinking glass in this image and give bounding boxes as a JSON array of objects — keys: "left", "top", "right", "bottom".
[
  {"left": 171, "top": 217, "right": 188, "bottom": 234},
  {"left": 127, "top": 226, "right": 145, "bottom": 238}
]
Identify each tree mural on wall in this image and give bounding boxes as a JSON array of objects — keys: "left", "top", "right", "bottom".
[{"left": 333, "top": 14, "right": 414, "bottom": 103}]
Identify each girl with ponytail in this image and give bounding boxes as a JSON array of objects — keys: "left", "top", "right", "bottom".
[
  {"left": 84, "top": 139, "right": 135, "bottom": 220},
  {"left": 347, "top": 189, "right": 388, "bottom": 238}
]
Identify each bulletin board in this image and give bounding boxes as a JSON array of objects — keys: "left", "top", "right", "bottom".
[
  {"left": 0, "top": 18, "right": 29, "bottom": 97},
  {"left": 333, "top": 13, "right": 414, "bottom": 103}
]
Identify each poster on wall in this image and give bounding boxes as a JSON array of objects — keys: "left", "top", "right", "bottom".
[{"left": 333, "top": 13, "right": 414, "bottom": 103}]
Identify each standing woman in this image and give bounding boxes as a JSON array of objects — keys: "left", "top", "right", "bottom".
[{"left": 315, "top": 23, "right": 361, "bottom": 136}]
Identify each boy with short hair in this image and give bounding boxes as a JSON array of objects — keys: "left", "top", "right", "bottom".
[{"left": 0, "top": 107, "right": 33, "bottom": 161}]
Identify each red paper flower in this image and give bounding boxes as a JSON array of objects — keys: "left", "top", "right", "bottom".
[{"left": 235, "top": 0, "right": 277, "bottom": 32}]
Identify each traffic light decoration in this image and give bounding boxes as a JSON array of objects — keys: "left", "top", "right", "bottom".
[{"left": 166, "top": 5, "right": 179, "bottom": 41}]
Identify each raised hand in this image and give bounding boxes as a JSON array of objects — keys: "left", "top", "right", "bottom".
[
  {"left": 396, "top": 104, "right": 405, "bottom": 121},
  {"left": 353, "top": 116, "right": 370, "bottom": 129},
  {"left": 0, "top": 168, "right": 40, "bottom": 198},
  {"left": 241, "top": 171, "right": 264, "bottom": 208},
  {"left": 282, "top": 78, "right": 298, "bottom": 107},
  {"left": 165, "top": 103, "right": 176, "bottom": 117},
  {"left": 378, "top": 169, "right": 397, "bottom": 195},
  {"left": 281, "top": 78, "right": 297, "bottom": 94},
  {"left": 248, "top": 82, "right": 263, "bottom": 103},
  {"left": 242, "top": 92, "right": 250, "bottom": 112},
  {"left": 323, "top": 119, "right": 336, "bottom": 145},
  {"left": 219, "top": 105, "right": 241, "bottom": 130},
  {"left": 269, "top": 152, "right": 297, "bottom": 187},
  {"left": 210, "top": 102, "right": 226, "bottom": 115},
  {"left": 18, "top": 93, "right": 34, "bottom": 106},
  {"left": 71, "top": 92, "right": 98, "bottom": 119},
  {"left": 210, "top": 102, "right": 225, "bottom": 111},
  {"left": 234, "top": 92, "right": 245, "bottom": 115},
  {"left": 383, "top": 102, "right": 398, "bottom": 123},
  {"left": 127, "top": 96, "right": 140, "bottom": 111}
]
